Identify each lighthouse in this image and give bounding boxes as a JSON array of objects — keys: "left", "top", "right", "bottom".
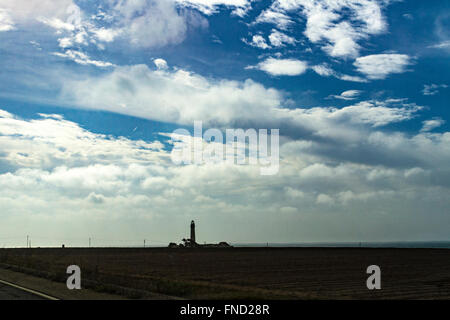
[
  {"left": 190, "top": 220, "right": 196, "bottom": 244},
  {"left": 169, "top": 220, "right": 232, "bottom": 248}
]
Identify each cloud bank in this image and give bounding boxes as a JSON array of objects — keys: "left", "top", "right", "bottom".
[{"left": 1, "top": 107, "right": 450, "bottom": 243}]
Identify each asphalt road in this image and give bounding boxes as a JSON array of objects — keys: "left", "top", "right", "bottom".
[{"left": 0, "top": 282, "right": 47, "bottom": 300}]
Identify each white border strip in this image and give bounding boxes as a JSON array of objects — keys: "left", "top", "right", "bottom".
[{"left": 0, "top": 279, "right": 59, "bottom": 300}]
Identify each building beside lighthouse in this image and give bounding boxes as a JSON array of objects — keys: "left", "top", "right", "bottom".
[{"left": 168, "top": 220, "right": 231, "bottom": 248}]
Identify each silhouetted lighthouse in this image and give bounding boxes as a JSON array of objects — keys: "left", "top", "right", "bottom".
[{"left": 190, "top": 220, "right": 196, "bottom": 244}]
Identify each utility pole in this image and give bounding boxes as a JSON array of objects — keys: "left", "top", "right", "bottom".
[
  {"left": 27, "top": 235, "right": 29, "bottom": 248},
  {"left": 144, "top": 239, "right": 146, "bottom": 248},
  {"left": 89, "top": 237, "right": 91, "bottom": 248}
]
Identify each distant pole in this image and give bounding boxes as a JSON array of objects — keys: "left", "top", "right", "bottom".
[
  {"left": 144, "top": 239, "right": 146, "bottom": 248},
  {"left": 27, "top": 235, "right": 29, "bottom": 248},
  {"left": 89, "top": 238, "right": 91, "bottom": 248}
]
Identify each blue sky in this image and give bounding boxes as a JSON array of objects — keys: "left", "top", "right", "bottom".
[{"left": 0, "top": 0, "right": 449, "bottom": 247}]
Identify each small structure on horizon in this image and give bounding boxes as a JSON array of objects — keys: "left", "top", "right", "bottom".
[{"left": 168, "top": 220, "right": 231, "bottom": 248}]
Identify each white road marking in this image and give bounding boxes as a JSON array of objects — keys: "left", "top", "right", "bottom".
[{"left": 0, "top": 279, "right": 59, "bottom": 300}]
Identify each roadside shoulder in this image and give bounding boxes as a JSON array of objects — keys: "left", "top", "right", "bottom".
[{"left": 0, "top": 267, "right": 127, "bottom": 300}]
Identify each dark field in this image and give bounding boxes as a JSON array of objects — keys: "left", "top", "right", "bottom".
[{"left": 1, "top": 247, "right": 449, "bottom": 299}]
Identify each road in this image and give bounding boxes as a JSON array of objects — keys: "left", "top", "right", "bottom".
[{"left": 0, "top": 281, "right": 49, "bottom": 300}]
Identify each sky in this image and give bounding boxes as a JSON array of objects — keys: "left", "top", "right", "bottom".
[{"left": 0, "top": 0, "right": 449, "bottom": 247}]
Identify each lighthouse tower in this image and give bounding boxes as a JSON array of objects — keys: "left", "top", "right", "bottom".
[{"left": 190, "top": 220, "right": 196, "bottom": 244}]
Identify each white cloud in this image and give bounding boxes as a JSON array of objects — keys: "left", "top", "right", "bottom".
[
  {"left": 311, "top": 63, "right": 335, "bottom": 77},
  {"left": 0, "top": 111, "right": 164, "bottom": 172},
  {"left": 29, "top": 41, "right": 42, "bottom": 51},
  {"left": 93, "top": 27, "right": 122, "bottom": 43},
  {"left": 245, "top": 34, "right": 271, "bottom": 49},
  {"left": 327, "top": 100, "right": 421, "bottom": 127},
  {"left": 62, "top": 64, "right": 283, "bottom": 125},
  {"left": 39, "top": 17, "right": 77, "bottom": 31},
  {"left": 60, "top": 63, "right": 424, "bottom": 140},
  {"left": 430, "top": 13, "right": 450, "bottom": 53},
  {"left": 176, "top": 0, "right": 252, "bottom": 17},
  {"left": 0, "top": 0, "right": 76, "bottom": 23},
  {"left": 255, "top": 8, "right": 293, "bottom": 30},
  {"left": 338, "top": 74, "right": 367, "bottom": 83},
  {"left": 0, "top": 109, "right": 14, "bottom": 118},
  {"left": 0, "top": 8, "right": 15, "bottom": 32},
  {"left": 113, "top": 0, "right": 188, "bottom": 48},
  {"left": 354, "top": 54, "right": 412, "bottom": 80},
  {"left": 255, "top": 0, "right": 390, "bottom": 58},
  {"left": 53, "top": 50, "right": 114, "bottom": 68},
  {"left": 316, "top": 194, "right": 334, "bottom": 205},
  {"left": 58, "top": 37, "right": 73, "bottom": 49},
  {"left": 329, "top": 90, "right": 362, "bottom": 101},
  {"left": 249, "top": 57, "right": 308, "bottom": 76},
  {"left": 422, "top": 84, "right": 448, "bottom": 96},
  {"left": 402, "top": 13, "right": 413, "bottom": 20},
  {"left": 339, "top": 90, "right": 362, "bottom": 100},
  {"left": 37, "top": 113, "right": 64, "bottom": 120},
  {"left": 421, "top": 118, "right": 445, "bottom": 132},
  {"left": 311, "top": 63, "right": 367, "bottom": 83},
  {"left": 428, "top": 40, "right": 450, "bottom": 49},
  {"left": 153, "top": 58, "right": 169, "bottom": 70},
  {"left": 268, "top": 29, "right": 296, "bottom": 47},
  {"left": 321, "top": 21, "right": 360, "bottom": 58}
]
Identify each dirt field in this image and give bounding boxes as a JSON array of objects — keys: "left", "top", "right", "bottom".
[{"left": 0, "top": 247, "right": 449, "bottom": 299}]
